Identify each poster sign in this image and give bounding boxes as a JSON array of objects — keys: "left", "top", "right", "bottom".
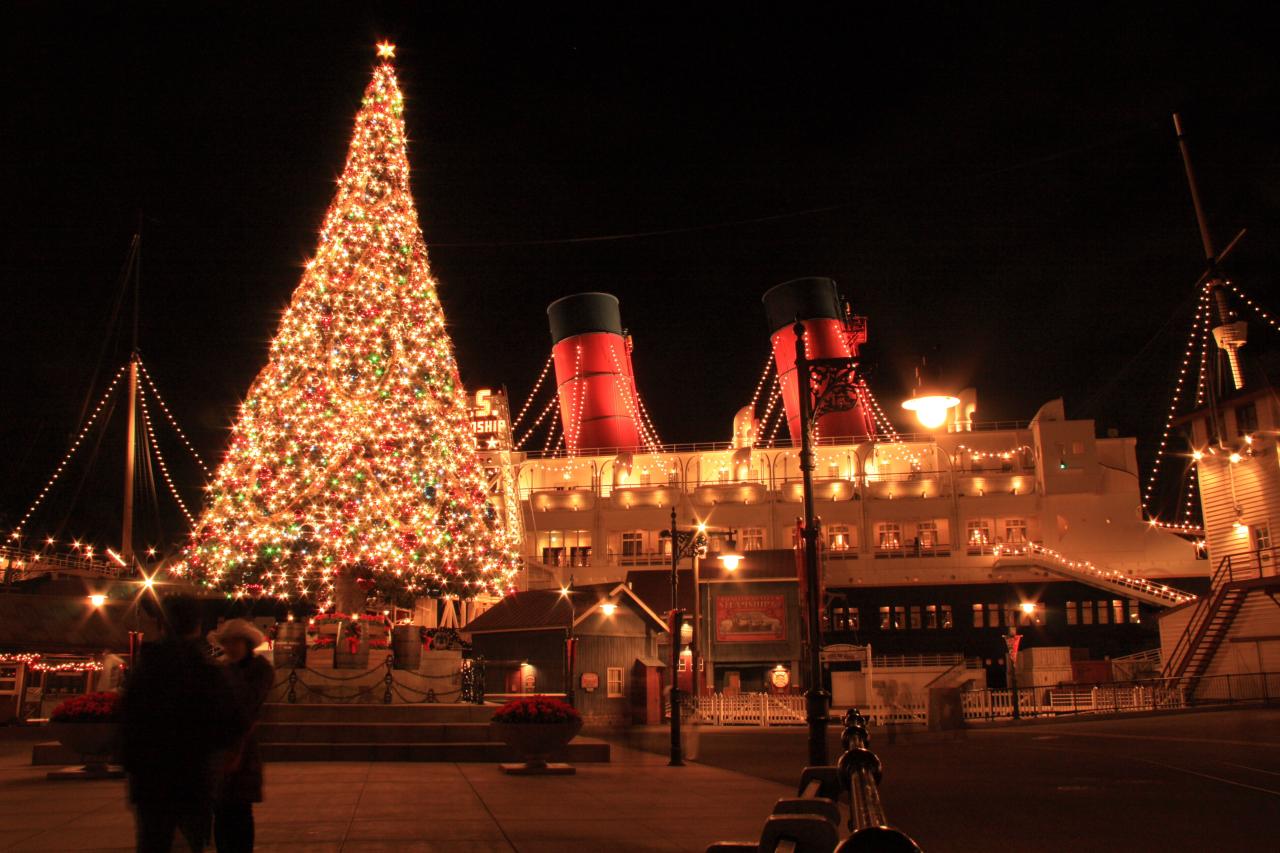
[
  {"left": 580, "top": 672, "right": 600, "bottom": 692},
  {"left": 715, "top": 594, "right": 787, "bottom": 643}
]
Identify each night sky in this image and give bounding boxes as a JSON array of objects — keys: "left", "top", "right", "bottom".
[{"left": 3, "top": 5, "right": 1278, "bottom": 550}]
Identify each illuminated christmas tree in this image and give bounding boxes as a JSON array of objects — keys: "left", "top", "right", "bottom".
[{"left": 174, "top": 43, "right": 517, "bottom": 608}]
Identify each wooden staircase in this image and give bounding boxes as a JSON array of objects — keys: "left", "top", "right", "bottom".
[
  {"left": 1161, "top": 549, "right": 1270, "bottom": 689},
  {"left": 258, "top": 703, "right": 610, "bottom": 763}
]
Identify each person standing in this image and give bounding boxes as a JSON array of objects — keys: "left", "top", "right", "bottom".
[
  {"left": 121, "top": 596, "right": 242, "bottom": 852},
  {"left": 209, "top": 619, "right": 274, "bottom": 853}
]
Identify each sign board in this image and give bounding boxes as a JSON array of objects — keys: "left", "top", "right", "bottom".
[
  {"left": 580, "top": 672, "right": 599, "bottom": 692},
  {"left": 715, "top": 594, "right": 787, "bottom": 643},
  {"left": 1004, "top": 633, "right": 1023, "bottom": 665},
  {"left": 471, "top": 389, "right": 512, "bottom": 451},
  {"left": 770, "top": 667, "right": 791, "bottom": 689}
]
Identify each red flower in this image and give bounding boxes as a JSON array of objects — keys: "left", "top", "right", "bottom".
[
  {"left": 492, "top": 695, "right": 581, "bottom": 724},
  {"left": 50, "top": 691, "right": 121, "bottom": 723}
]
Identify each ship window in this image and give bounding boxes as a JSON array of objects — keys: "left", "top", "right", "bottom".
[
  {"left": 918, "top": 521, "right": 939, "bottom": 549},
  {"left": 879, "top": 606, "right": 891, "bottom": 630},
  {"left": 1112, "top": 600, "right": 1125, "bottom": 624},
  {"left": 741, "top": 527, "right": 765, "bottom": 552},
  {"left": 971, "top": 603, "right": 984, "bottom": 628},
  {"left": 988, "top": 604, "right": 1001, "bottom": 628},
  {"left": 1066, "top": 601, "right": 1077, "bottom": 626},
  {"left": 607, "top": 667, "right": 624, "bottom": 698},
  {"left": 909, "top": 606, "right": 922, "bottom": 630},
  {"left": 925, "top": 605, "right": 938, "bottom": 629},
  {"left": 967, "top": 521, "right": 992, "bottom": 545},
  {"left": 1081, "top": 601, "right": 1094, "bottom": 625},
  {"left": 1004, "top": 518, "right": 1027, "bottom": 544},
  {"left": 1250, "top": 524, "right": 1271, "bottom": 553},
  {"left": 877, "top": 523, "right": 902, "bottom": 549},
  {"left": 893, "top": 606, "right": 906, "bottom": 630},
  {"left": 1236, "top": 402, "right": 1258, "bottom": 436},
  {"left": 828, "top": 525, "right": 852, "bottom": 551},
  {"left": 941, "top": 605, "right": 953, "bottom": 629},
  {"left": 1128, "top": 600, "right": 1141, "bottom": 624},
  {"left": 1097, "top": 601, "right": 1110, "bottom": 624},
  {"left": 621, "top": 532, "right": 645, "bottom": 558}
]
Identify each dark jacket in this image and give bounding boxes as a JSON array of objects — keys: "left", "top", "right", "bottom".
[
  {"left": 120, "top": 638, "right": 243, "bottom": 805},
  {"left": 219, "top": 653, "right": 275, "bottom": 804}
]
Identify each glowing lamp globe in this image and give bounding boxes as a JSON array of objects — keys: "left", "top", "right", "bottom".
[{"left": 902, "top": 394, "right": 959, "bottom": 429}]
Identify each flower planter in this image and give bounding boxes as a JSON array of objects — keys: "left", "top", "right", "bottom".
[
  {"left": 492, "top": 719, "right": 583, "bottom": 775},
  {"left": 48, "top": 722, "right": 123, "bottom": 780}
]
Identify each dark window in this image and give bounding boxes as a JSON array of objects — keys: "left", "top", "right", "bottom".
[{"left": 1236, "top": 403, "right": 1258, "bottom": 436}]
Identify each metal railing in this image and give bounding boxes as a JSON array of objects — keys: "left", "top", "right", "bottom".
[
  {"left": 838, "top": 709, "right": 921, "bottom": 849},
  {"left": 0, "top": 546, "right": 123, "bottom": 579},
  {"left": 1160, "top": 547, "right": 1270, "bottom": 678}
]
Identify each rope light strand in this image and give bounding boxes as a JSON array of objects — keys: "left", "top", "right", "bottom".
[
  {"left": 514, "top": 395, "right": 560, "bottom": 449},
  {"left": 139, "top": 387, "right": 195, "bottom": 525},
  {"left": 510, "top": 353, "right": 554, "bottom": 431},
  {"left": 9, "top": 365, "right": 127, "bottom": 541},
  {"left": 1142, "top": 288, "right": 1210, "bottom": 513},
  {"left": 137, "top": 360, "right": 211, "bottom": 475},
  {"left": 747, "top": 352, "right": 777, "bottom": 416},
  {"left": 755, "top": 376, "right": 784, "bottom": 448},
  {"left": 634, "top": 391, "right": 663, "bottom": 449}
]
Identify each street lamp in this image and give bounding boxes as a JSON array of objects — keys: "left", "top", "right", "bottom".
[
  {"left": 901, "top": 358, "right": 958, "bottom": 430},
  {"left": 667, "top": 507, "right": 708, "bottom": 767},
  {"left": 791, "top": 320, "right": 866, "bottom": 767},
  {"left": 559, "top": 583, "right": 579, "bottom": 708},
  {"left": 719, "top": 530, "right": 743, "bottom": 572}
]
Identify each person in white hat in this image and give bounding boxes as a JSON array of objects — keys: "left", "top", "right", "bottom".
[{"left": 208, "top": 619, "right": 274, "bottom": 852}]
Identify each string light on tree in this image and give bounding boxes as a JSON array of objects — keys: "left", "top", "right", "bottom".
[{"left": 171, "top": 44, "right": 517, "bottom": 607}]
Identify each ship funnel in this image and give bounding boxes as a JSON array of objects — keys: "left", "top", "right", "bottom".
[
  {"left": 547, "top": 292, "right": 644, "bottom": 453},
  {"left": 762, "top": 277, "right": 876, "bottom": 442}
]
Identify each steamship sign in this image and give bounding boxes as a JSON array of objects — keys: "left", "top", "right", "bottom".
[{"left": 471, "top": 388, "right": 512, "bottom": 451}]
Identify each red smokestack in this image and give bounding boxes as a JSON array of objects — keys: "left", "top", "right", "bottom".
[
  {"left": 547, "top": 293, "right": 644, "bottom": 452},
  {"left": 762, "top": 277, "right": 876, "bottom": 442}
]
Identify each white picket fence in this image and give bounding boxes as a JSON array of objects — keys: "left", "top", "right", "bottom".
[
  {"left": 960, "top": 683, "right": 1190, "bottom": 719},
  {"left": 685, "top": 693, "right": 808, "bottom": 726}
]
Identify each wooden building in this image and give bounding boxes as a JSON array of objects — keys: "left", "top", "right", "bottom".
[{"left": 465, "top": 584, "right": 669, "bottom": 725}]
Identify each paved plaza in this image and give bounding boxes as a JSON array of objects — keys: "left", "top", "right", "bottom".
[
  {"left": 3, "top": 708, "right": 1277, "bottom": 851},
  {"left": 0, "top": 742, "right": 790, "bottom": 852},
  {"left": 614, "top": 706, "right": 1280, "bottom": 852}
]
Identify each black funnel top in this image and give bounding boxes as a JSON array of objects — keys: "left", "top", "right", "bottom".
[
  {"left": 761, "top": 277, "right": 843, "bottom": 333},
  {"left": 547, "top": 292, "right": 624, "bottom": 344}
]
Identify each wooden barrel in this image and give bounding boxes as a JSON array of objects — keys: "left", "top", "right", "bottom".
[
  {"left": 391, "top": 624, "right": 422, "bottom": 671},
  {"left": 272, "top": 621, "right": 307, "bottom": 669}
]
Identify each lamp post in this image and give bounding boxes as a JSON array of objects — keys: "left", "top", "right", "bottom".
[
  {"left": 667, "top": 507, "right": 708, "bottom": 766},
  {"left": 559, "top": 580, "right": 578, "bottom": 708},
  {"left": 792, "top": 320, "right": 864, "bottom": 767}
]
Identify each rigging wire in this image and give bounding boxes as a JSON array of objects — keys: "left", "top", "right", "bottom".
[{"left": 9, "top": 365, "right": 127, "bottom": 540}]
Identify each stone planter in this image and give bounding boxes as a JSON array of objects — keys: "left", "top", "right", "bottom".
[
  {"left": 48, "top": 722, "right": 122, "bottom": 779},
  {"left": 492, "top": 719, "right": 583, "bottom": 775}
]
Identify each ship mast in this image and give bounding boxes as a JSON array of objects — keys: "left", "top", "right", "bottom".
[
  {"left": 1173, "top": 114, "right": 1248, "bottom": 437},
  {"left": 120, "top": 232, "right": 141, "bottom": 568}
]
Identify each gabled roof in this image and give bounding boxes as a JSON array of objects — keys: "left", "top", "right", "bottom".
[{"left": 465, "top": 583, "right": 669, "bottom": 635}]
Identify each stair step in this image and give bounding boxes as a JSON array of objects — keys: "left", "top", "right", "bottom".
[
  {"left": 258, "top": 721, "right": 499, "bottom": 745},
  {"left": 261, "top": 739, "right": 610, "bottom": 763},
  {"left": 261, "top": 703, "right": 496, "bottom": 724}
]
